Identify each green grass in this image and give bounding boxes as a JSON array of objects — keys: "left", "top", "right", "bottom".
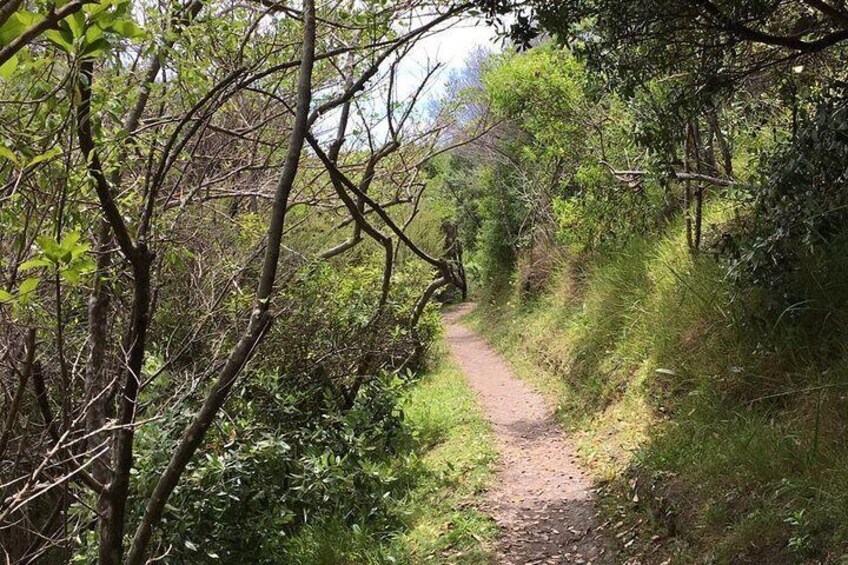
[
  {"left": 282, "top": 344, "right": 497, "bottom": 564},
  {"left": 472, "top": 211, "right": 848, "bottom": 563}
]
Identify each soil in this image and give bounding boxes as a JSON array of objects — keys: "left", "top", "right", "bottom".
[{"left": 444, "top": 304, "right": 614, "bottom": 565}]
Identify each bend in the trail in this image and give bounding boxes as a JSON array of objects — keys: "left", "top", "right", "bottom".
[{"left": 444, "top": 304, "right": 613, "bottom": 565}]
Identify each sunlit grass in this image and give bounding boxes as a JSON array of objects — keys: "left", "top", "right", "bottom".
[{"left": 472, "top": 207, "right": 848, "bottom": 562}]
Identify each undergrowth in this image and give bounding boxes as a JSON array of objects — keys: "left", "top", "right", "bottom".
[
  {"left": 282, "top": 344, "right": 497, "bottom": 564},
  {"left": 472, "top": 213, "right": 848, "bottom": 563}
]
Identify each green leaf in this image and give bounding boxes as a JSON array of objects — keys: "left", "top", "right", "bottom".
[
  {"left": 73, "top": 256, "right": 96, "bottom": 274},
  {"left": 59, "top": 231, "right": 82, "bottom": 251},
  {"left": 81, "top": 36, "right": 111, "bottom": 58},
  {"left": 44, "top": 28, "right": 74, "bottom": 52},
  {"left": 0, "top": 145, "right": 19, "bottom": 164},
  {"left": 0, "top": 12, "right": 45, "bottom": 44},
  {"left": 60, "top": 267, "right": 80, "bottom": 284},
  {"left": 108, "top": 19, "right": 144, "bottom": 39},
  {"left": 85, "top": 23, "right": 104, "bottom": 45},
  {"left": 20, "top": 258, "right": 54, "bottom": 270},
  {"left": 67, "top": 10, "right": 87, "bottom": 39},
  {"left": 0, "top": 18, "right": 23, "bottom": 45},
  {"left": 71, "top": 243, "right": 91, "bottom": 260},
  {"left": 18, "top": 277, "right": 40, "bottom": 296},
  {"left": 0, "top": 289, "right": 13, "bottom": 304},
  {"left": 13, "top": 11, "right": 44, "bottom": 27},
  {"left": 0, "top": 53, "right": 18, "bottom": 79},
  {"left": 36, "top": 235, "right": 61, "bottom": 261},
  {"left": 83, "top": 0, "right": 112, "bottom": 18},
  {"left": 26, "top": 146, "right": 61, "bottom": 168}
]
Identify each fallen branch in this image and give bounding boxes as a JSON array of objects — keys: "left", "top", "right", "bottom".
[{"left": 600, "top": 160, "right": 735, "bottom": 187}]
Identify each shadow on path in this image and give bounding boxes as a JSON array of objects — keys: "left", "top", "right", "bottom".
[{"left": 444, "top": 304, "right": 614, "bottom": 565}]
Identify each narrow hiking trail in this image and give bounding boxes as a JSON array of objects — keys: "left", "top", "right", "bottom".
[{"left": 444, "top": 305, "right": 613, "bottom": 565}]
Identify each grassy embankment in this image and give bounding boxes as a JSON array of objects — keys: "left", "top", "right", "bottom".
[
  {"left": 471, "top": 214, "right": 848, "bottom": 563},
  {"left": 285, "top": 343, "right": 497, "bottom": 564}
]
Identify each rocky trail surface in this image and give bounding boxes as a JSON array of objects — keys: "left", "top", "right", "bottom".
[{"left": 444, "top": 304, "right": 614, "bottom": 565}]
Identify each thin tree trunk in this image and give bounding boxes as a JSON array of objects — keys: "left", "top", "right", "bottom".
[
  {"left": 98, "top": 251, "right": 152, "bottom": 565},
  {"left": 411, "top": 277, "right": 448, "bottom": 327},
  {"left": 706, "top": 106, "right": 733, "bottom": 177},
  {"left": 124, "top": 3, "right": 316, "bottom": 562},
  {"left": 683, "top": 121, "right": 694, "bottom": 251},
  {"left": 84, "top": 220, "right": 112, "bottom": 483},
  {"left": 75, "top": 56, "right": 155, "bottom": 565},
  {"left": 694, "top": 184, "right": 705, "bottom": 251},
  {"left": 0, "top": 328, "right": 36, "bottom": 459}
]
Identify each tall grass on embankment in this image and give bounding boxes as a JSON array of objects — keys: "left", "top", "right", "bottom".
[
  {"left": 472, "top": 219, "right": 848, "bottom": 563},
  {"left": 283, "top": 344, "right": 497, "bottom": 564}
]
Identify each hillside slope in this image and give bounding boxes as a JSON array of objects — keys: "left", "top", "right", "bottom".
[{"left": 472, "top": 221, "right": 848, "bottom": 563}]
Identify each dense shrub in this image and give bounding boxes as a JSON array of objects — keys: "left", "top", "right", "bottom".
[
  {"left": 135, "top": 371, "right": 419, "bottom": 563},
  {"left": 67, "top": 261, "right": 443, "bottom": 562},
  {"left": 727, "top": 93, "right": 848, "bottom": 294}
]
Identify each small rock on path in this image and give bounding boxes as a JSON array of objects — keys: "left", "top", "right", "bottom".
[{"left": 444, "top": 304, "right": 614, "bottom": 565}]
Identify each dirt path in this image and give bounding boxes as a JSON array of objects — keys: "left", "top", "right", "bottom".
[{"left": 444, "top": 304, "right": 612, "bottom": 565}]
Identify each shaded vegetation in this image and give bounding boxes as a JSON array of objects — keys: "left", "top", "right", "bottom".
[{"left": 0, "top": 1, "right": 476, "bottom": 562}]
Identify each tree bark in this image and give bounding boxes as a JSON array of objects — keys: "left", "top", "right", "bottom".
[
  {"left": 124, "top": 3, "right": 316, "bottom": 562},
  {"left": 0, "top": 328, "right": 36, "bottom": 460}
]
